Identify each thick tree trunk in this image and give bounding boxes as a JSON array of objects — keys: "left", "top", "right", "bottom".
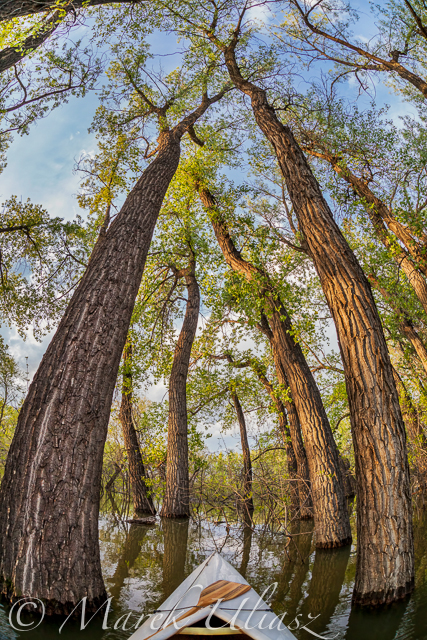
[
  {"left": 0, "top": 132, "right": 180, "bottom": 614},
  {"left": 0, "top": 89, "right": 223, "bottom": 612},
  {"left": 230, "top": 389, "right": 254, "bottom": 516},
  {"left": 161, "top": 264, "right": 200, "bottom": 518},
  {"left": 120, "top": 343, "right": 156, "bottom": 516},
  {"left": 198, "top": 187, "right": 350, "bottom": 548},
  {"left": 0, "top": 85, "right": 226, "bottom": 613},
  {"left": 223, "top": 47, "right": 414, "bottom": 604}
]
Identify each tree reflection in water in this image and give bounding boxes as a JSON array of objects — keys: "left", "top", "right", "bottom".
[{"left": 3, "top": 513, "right": 427, "bottom": 640}]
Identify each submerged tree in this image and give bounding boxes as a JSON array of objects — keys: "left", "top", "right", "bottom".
[
  {"left": 161, "top": 256, "right": 201, "bottom": 518},
  {"left": 0, "top": 34, "right": 227, "bottom": 612},
  {"left": 197, "top": 180, "right": 350, "bottom": 547},
  {"left": 120, "top": 341, "right": 156, "bottom": 515}
]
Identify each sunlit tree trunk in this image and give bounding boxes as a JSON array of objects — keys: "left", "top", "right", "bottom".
[
  {"left": 161, "top": 263, "right": 200, "bottom": 518},
  {"left": 120, "top": 342, "right": 156, "bottom": 516},
  {"left": 0, "top": 90, "right": 223, "bottom": 613},
  {"left": 222, "top": 44, "right": 414, "bottom": 603},
  {"left": 199, "top": 186, "right": 349, "bottom": 547}
]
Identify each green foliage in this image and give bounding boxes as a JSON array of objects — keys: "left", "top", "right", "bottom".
[{"left": 0, "top": 196, "right": 88, "bottom": 336}]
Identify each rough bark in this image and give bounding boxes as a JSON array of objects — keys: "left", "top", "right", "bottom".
[
  {"left": 199, "top": 186, "right": 349, "bottom": 547},
  {"left": 120, "top": 342, "right": 156, "bottom": 516},
  {"left": 161, "top": 262, "right": 200, "bottom": 519},
  {"left": 230, "top": 389, "right": 254, "bottom": 515},
  {"left": 339, "top": 456, "right": 356, "bottom": 498},
  {"left": 0, "top": 92, "right": 223, "bottom": 614},
  {"left": 221, "top": 43, "right": 414, "bottom": 604}
]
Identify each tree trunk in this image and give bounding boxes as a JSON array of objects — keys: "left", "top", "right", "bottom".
[
  {"left": 223, "top": 47, "right": 414, "bottom": 603},
  {"left": 0, "top": 89, "right": 226, "bottom": 614},
  {"left": 339, "top": 456, "right": 356, "bottom": 499},
  {"left": 161, "top": 264, "right": 200, "bottom": 518},
  {"left": 120, "top": 342, "right": 156, "bottom": 516},
  {"left": 198, "top": 186, "right": 350, "bottom": 548},
  {"left": 230, "top": 389, "right": 254, "bottom": 516}
]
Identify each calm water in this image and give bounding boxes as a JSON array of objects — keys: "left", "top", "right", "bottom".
[{"left": 1, "top": 506, "right": 427, "bottom": 640}]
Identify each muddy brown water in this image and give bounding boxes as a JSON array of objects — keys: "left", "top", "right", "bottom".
[{"left": 1, "top": 507, "right": 427, "bottom": 640}]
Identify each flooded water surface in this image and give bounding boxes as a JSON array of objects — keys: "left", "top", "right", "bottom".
[{"left": 1, "top": 508, "right": 427, "bottom": 640}]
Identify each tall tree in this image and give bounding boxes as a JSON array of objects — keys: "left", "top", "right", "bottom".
[
  {"left": 120, "top": 341, "right": 156, "bottom": 515},
  {"left": 0, "top": 44, "right": 226, "bottom": 611},
  {"left": 205, "top": 19, "right": 414, "bottom": 604},
  {"left": 229, "top": 382, "right": 254, "bottom": 516},
  {"left": 161, "top": 257, "right": 201, "bottom": 518},
  {"left": 198, "top": 183, "right": 350, "bottom": 548}
]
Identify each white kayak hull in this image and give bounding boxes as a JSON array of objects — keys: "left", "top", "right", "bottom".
[{"left": 128, "top": 552, "right": 297, "bottom": 640}]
